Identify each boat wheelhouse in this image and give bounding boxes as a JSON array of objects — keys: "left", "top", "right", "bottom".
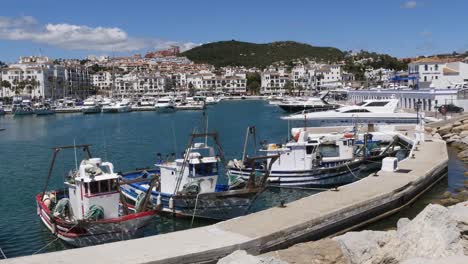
[{"left": 36, "top": 145, "right": 158, "bottom": 247}]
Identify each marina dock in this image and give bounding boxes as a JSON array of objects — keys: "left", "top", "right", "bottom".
[{"left": 2, "top": 126, "right": 448, "bottom": 264}]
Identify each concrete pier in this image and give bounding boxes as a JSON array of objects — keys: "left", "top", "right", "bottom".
[{"left": 2, "top": 127, "right": 448, "bottom": 264}]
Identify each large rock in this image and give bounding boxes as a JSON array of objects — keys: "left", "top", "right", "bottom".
[
  {"left": 437, "top": 124, "right": 453, "bottom": 136},
  {"left": 262, "top": 239, "right": 347, "bottom": 264},
  {"left": 459, "top": 130, "right": 468, "bottom": 138},
  {"left": 447, "top": 135, "right": 461, "bottom": 143},
  {"left": 334, "top": 203, "right": 468, "bottom": 264},
  {"left": 457, "top": 149, "right": 468, "bottom": 160},
  {"left": 452, "top": 124, "right": 468, "bottom": 133},
  {"left": 401, "top": 256, "right": 468, "bottom": 264}
]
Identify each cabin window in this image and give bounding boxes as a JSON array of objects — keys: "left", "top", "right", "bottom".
[
  {"left": 84, "top": 183, "right": 89, "bottom": 194},
  {"left": 110, "top": 179, "right": 118, "bottom": 191},
  {"left": 343, "top": 109, "right": 370, "bottom": 113},
  {"left": 89, "top": 181, "right": 99, "bottom": 194},
  {"left": 306, "top": 145, "right": 315, "bottom": 154},
  {"left": 100, "top": 180, "right": 110, "bottom": 193},
  {"left": 366, "top": 101, "right": 389, "bottom": 107},
  {"left": 319, "top": 145, "right": 339, "bottom": 157}
]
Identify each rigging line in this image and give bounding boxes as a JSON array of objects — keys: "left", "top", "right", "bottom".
[{"left": 171, "top": 120, "right": 177, "bottom": 157}]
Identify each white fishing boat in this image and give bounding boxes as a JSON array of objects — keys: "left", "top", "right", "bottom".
[
  {"left": 282, "top": 98, "right": 419, "bottom": 124},
  {"left": 0, "top": 102, "right": 6, "bottom": 115},
  {"left": 121, "top": 131, "right": 278, "bottom": 220},
  {"left": 12, "top": 101, "right": 34, "bottom": 116},
  {"left": 33, "top": 102, "right": 55, "bottom": 115},
  {"left": 36, "top": 145, "right": 158, "bottom": 247},
  {"left": 154, "top": 96, "right": 175, "bottom": 112},
  {"left": 175, "top": 97, "right": 205, "bottom": 110},
  {"left": 102, "top": 99, "right": 132, "bottom": 113},
  {"left": 54, "top": 99, "right": 82, "bottom": 113},
  {"left": 81, "top": 99, "right": 101, "bottom": 114},
  {"left": 227, "top": 127, "right": 408, "bottom": 187},
  {"left": 205, "top": 96, "right": 220, "bottom": 105},
  {"left": 132, "top": 97, "right": 156, "bottom": 111}
]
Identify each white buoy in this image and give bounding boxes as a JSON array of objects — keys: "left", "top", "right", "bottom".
[
  {"left": 157, "top": 194, "right": 162, "bottom": 206},
  {"left": 169, "top": 197, "right": 174, "bottom": 209}
]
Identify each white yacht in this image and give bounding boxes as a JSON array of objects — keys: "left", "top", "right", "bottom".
[
  {"left": 54, "top": 98, "right": 82, "bottom": 113},
  {"left": 277, "top": 96, "right": 339, "bottom": 113},
  {"left": 81, "top": 99, "right": 101, "bottom": 114},
  {"left": 175, "top": 97, "right": 206, "bottom": 110},
  {"left": 102, "top": 99, "right": 132, "bottom": 113},
  {"left": 154, "top": 96, "right": 175, "bottom": 112},
  {"left": 132, "top": 96, "right": 156, "bottom": 111},
  {"left": 282, "top": 99, "right": 419, "bottom": 124}
]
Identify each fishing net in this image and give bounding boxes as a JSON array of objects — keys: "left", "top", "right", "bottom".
[
  {"left": 135, "top": 192, "right": 152, "bottom": 212},
  {"left": 85, "top": 205, "right": 104, "bottom": 221}
]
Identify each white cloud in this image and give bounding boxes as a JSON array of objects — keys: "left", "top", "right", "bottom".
[
  {"left": 402, "top": 1, "right": 418, "bottom": 9},
  {"left": 419, "top": 30, "right": 432, "bottom": 38},
  {"left": 0, "top": 16, "right": 199, "bottom": 52}
]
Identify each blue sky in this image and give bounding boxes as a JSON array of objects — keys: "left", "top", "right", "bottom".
[{"left": 0, "top": 0, "right": 467, "bottom": 62}]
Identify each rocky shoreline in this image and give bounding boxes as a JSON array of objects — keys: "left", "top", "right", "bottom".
[{"left": 219, "top": 202, "right": 468, "bottom": 264}]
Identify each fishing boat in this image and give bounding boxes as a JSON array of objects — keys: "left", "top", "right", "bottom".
[
  {"left": 282, "top": 98, "right": 420, "bottom": 124},
  {"left": 227, "top": 126, "right": 410, "bottom": 187},
  {"left": 36, "top": 145, "right": 158, "bottom": 247},
  {"left": 81, "top": 99, "right": 101, "bottom": 114},
  {"left": 154, "top": 96, "right": 176, "bottom": 112},
  {"left": 175, "top": 97, "right": 206, "bottom": 110},
  {"left": 205, "top": 96, "right": 221, "bottom": 105},
  {"left": 121, "top": 131, "right": 278, "bottom": 220},
  {"left": 33, "top": 102, "right": 55, "bottom": 115},
  {"left": 132, "top": 97, "right": 156, "bottom": 111},
  {"left": 102, "top": 99, "right": 132, "bottom": 113},
  {"left": 54, "top": 98, "right": 82, "bottom": 113},
  {"left": 12, "top": 103, "right": 34, "bottom": 116}
]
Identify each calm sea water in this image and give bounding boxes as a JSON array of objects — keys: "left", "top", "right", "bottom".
[{"left": 0, "top": 100, "right": 466, "bottom": 258}]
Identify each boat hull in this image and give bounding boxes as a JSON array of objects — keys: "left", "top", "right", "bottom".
[
  {"left": 120, "top": 170, "right": 260, "bottom": 220},
  {"left": 228, "top": 154, "right": 394, "bottom": 187},
  {"left": 82, "top": 106, "right": 101, "bottom": 114},
  {"left": 34, "top": 109, "right": 55, "bottom": 115},
  {"left": 102, "top": 107, "right": 132, "bottom": 113},
  {"left": 36, "top": 193, "right": 157, "bottom": 247}
]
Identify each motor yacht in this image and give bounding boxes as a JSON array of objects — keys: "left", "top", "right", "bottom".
[
  {"left": 154, "top": 96, "right": 175, "bottom": 112},
  {"left": 102, "top": 99, "right": 132, "bottom": 113},
  {"left": 81, "top": 99, "right": 101, "bottom": 114},
  {"left": 282, "top": 99, "right": 420, "bottom": 124}
]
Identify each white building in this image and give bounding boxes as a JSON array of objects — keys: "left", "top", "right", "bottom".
[
  {"left": 186, "top": 72, "right": 247, "bottom": 95},
  {"left": 114, "top": 72, "right": 167, "bottom": 96},
  {"left": 408, "top": 58, "right": 468, "bottom": 88},
  {"left": 317, "top": 64, "right": 342, "bottom": 88},
  {"left": 0, "top": 56, "right": 90, "bottom": 99},
  {"left": 91, "top": 72, "right": 113, "bottom": 90},
  {"left": 260, "top": 71, "right": 291, "bottom": 95}
]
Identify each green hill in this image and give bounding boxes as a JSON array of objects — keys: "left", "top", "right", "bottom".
[{"left": 181, "top": 40, "right": 344, "bottom": 68}]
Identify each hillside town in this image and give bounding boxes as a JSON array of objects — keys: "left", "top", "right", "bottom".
[{"left": 1, "top": 46, "right": 468, "bottom": 101}]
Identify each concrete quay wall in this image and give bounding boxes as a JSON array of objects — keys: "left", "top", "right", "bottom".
[{"left": 3, "top": 132, "right": 448, "bottom": 264}]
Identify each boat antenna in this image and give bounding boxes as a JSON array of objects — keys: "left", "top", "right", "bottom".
[{"left": 74, "top": 138, "right": 78, "bottom": 170}]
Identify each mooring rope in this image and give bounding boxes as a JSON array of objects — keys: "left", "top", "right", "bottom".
[
  {"left": 190, "top": 193, "right": 201, "bottom": 228},
  {"left": 32, "top": 222, "right": 80, "bottom": 255},
  {"left": 0, "top": 247, "right": 7, "bottom": 259},
  {"left": 345, "top": 162, "right": 363, "bottom": 180}
]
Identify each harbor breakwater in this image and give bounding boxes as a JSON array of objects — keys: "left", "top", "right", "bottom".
[{"left": 1, "top": 126, "right": 450, "bottom": 264}]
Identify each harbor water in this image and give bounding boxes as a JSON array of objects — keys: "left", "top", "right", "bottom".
[{"left": 0, "top": 100, "right": 466, "bottom": 258}]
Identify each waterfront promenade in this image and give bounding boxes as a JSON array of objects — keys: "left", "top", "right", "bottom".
[{"left": 2, "top": 126, "right": 448, "bottom": 264}]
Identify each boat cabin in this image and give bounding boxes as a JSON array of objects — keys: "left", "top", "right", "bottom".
[
  {"left": 65, "top": 158, "right": 120, "bottom": 220},
  {"left": 260, "top": 131, "right": 355, "bottom": 171},
  {"left": 157, "top": 142, "right": 219, "bottom": 195}
]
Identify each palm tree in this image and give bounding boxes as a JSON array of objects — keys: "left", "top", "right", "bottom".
[{"left": 1, "top": 80, "right": 11, "bottom": 98}]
